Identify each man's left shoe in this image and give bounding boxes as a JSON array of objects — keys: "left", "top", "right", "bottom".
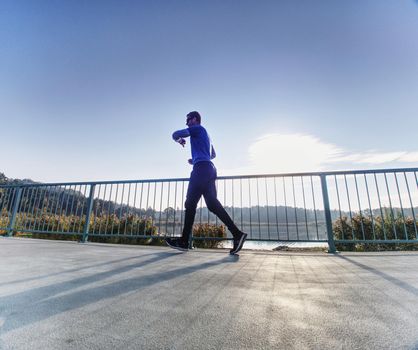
[
  {"left": 230, "top": 232, "right": 248, "bottom": 255},
  {"left": 165, "top": 238, "right": 189, "bottom": 252}
]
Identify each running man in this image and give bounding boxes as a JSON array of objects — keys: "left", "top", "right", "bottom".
[{"left": 165, "top": 111, "right": 247, "bottom": 254}]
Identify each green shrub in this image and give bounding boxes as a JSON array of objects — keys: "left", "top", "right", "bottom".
[
  {"left": 333, "top": 213, "right": 418, "bottom": 251},
  {"left": 192, "top": 223, "right": 226, "bottom": 249}
]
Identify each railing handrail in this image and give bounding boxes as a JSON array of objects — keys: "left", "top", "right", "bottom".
[{"left": 1, "top": 167, "right": 417, "bottom": 188}]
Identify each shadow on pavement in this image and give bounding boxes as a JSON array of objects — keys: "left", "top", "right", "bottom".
[
  {"left": 337, "top": 255, "right": 418, "bottom": 297},
  {"left": 0, "top": 252, "right": 238, "bottom": 333}
]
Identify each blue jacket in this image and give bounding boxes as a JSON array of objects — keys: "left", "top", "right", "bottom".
[{"left": 172, "top": 125, "right": 216, "bottom": 165}]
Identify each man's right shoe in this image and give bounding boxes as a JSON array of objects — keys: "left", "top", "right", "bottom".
[
  {"left": 230, "top": 232, "right": 248, "bottom": 255},
  {"left": 165, "top": 237, "right": 189, "bottom": 252}
]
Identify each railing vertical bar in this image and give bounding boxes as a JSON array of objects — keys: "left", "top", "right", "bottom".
[
  {"left": 173, "top": 181, "right": 178, "bottom": 236},
  {"left": 34, "top": 186, "right": 46, "bottom": 231},
  {"left": 91, "top": 184, "right": 101, "bottom": 234},
  {"left": 0, "top": 189, "right": 7, "bottom": 213},
  {"left": 374, "top": 173, "right": 387, "bottom": 240},
  {"left": 2, "top": 189, "right": 10, "bottom": 223},
  {"left": 117, "top": 183, "right": 125, "bottom": 235},
  {"left": 130, "top": 183, "right": 138, "bottom": 235},
  {"left": 256, "top": 177, "right": 261, "bottom": 240},
  {"left": 3, "top": 187, "right": 12, "bottom": 226},
  {"left": 384, "top": 173, "right": 397, "bottom": 239},
  {"left": 180, "top": 181, "right": 185, "bottom": 235},
  {"left": 394, "top": 173, "right": 408, "bottom": 240},
  {"left": 8, "top": 188, "right": 15, "bottom": 223},
  {"left": 77, "top": 185, "right": 88, "bottom": 234},
  {"left": 66, "top": 185, "right": 75, "bottom": 233},
  {"left": 1, "top": 190, "right": 7, "bottom": 226},
  {"left": 63, "top": 185, "right": 73, "bottom": 233},
  {"left": 137, "top": 182, "right": 145, "bottom": 234},
  {"left": 69, "top": 185, "right": 80, "bottom": 233},
  {"left": 47, "top": 186, "right": 57, "bottom": 232},
  {"left": 248, "top": 178, "right": 252, "bottom": 237},
  {"left": 344, "top": 175, "right": 355, "bottom": 240},
  {"left": 165, "top": 181, "right": 171, "bottom": 235},
  {"left": 0, "top": 189, "right": 5, "bottom": 215},
  {"left": 82, "top": 184, "right": 95, "bottom": 243},
  {"left": 265, "top": 177, "right": 270, "bottom": 240},
  {"left": 207, "top": 179, "right": 211, "bottom": 225},
  {"left": 105, "top": 184, "right": 114, "bottom": 235},
  {"left": 13, "top": 187, "right": 25, "bottom": 234},
  {"left": 27, "top": 187, "right": 39, "bottom": 231},
  {"left": 240, "top": 178, "right": 243, "bottom": 232},
  {"left": 6, "top": 188, "right": 17, "bottom": 223},
  {"left": 7, "top": 187, "right": 22, "bottom": 237},
  {"left": 18, "top": 187, "right": 29, "bottom": 232},
  {"left": 292, "top": 176, "right": 299, "bottom": 241},
  {"left": 46, "top": 185, "right": 57, "bottom": 233},
  {"left": 0, "top": 190, "right": 5, "bottom": 223},
  {"left": 15, "top": 187, "right": 25, "bottom": 232},
  {"left": 334, "top": 175, "right": 344, "bottom": 240},
  {"left": 158, "top": 182, "right": 164, "bottom": 234},
  {"left": 404, "top": 172, "right": 418, "bottom": 239},
  {"left": 354, "top": 174, "right": 365, "bottom": 240},
  {"left": 50, "top": 186, "right": 61, "bottom": 233},
  {"left": 415, "top": 172, "right": 418, "bottom": 190},
  {"left": 59, "top": 186, "right": 67, "bottom": 233},
  {"left": 1, "top": 189, "right": 10, "bottom": 217},
  {"left": 320, "top": 174, "right": 336, "bottom": 253},
  {"left": 40, "top": 186, "right": 51, "bottom": 233},
  {"left": 146, "top": 181, "right": 152, "bottom": 215},
  {"left": 283, "top": 177, "right": 289, "bottom": 240},
  {"left": 26, "top": 187, "right": 35, "bottom": 230},
  {"left": 301, "top": 176, "right": 309, "bottom": 241},
  {"left": 56, "top": 185, "right": 68, "bottom": 233},
  {"left": 231, "top": 179, "right": 235, "bottom": 222},
  {"left": 223, "top": 179, "right": 226, "bottom": 226},
  {"left": 110, "top": 184, "right": 119, "bottom": 235},
  {"left": 199, "top": 194, "right": 203, "bottom": 225},
  {"left": 151, "top": 182, "right": 157, "bottom": 229},
  {"left": 274, "top": 177, "right": 280, "bottom": 239},
  {"left": 311, "top": 176, "right": 319, "bottom": 240},
  {"left": 53, "top": 186, "right": 63, "bottom": 232},
  {"left": 364, "top": 174, "right": 376, "bottom": 241},
  {"left": 98, "top": 185, "right": 107, "bottom": 235},
  {"left": 33, "top": 186, "right": 41, "bottom": 230},
  {"left": 215, "top": 179, "right": 218, "bottom": 226},
  {"left": 124, "top": 183, "right": 132, "bottom": 235},
  {"left": 24, "top": 187, "right": 33, "bottom": 229}
]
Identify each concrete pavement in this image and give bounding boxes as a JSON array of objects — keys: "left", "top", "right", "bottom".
[{"left": 1, "top": 237, "right": 418, "bottom": 349}]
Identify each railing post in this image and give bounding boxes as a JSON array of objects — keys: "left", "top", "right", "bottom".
[
  {"left": 320, "top": 174, "right": 337, "bottom": 253},
  {"left": 7, "top": 187, "right": 23, "bottom": 237},
  {"left": 81, "top": 184, "right": 95, "bottom": 243}
]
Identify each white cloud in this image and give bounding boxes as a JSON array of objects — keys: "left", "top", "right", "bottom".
[{"left": 224, "top": 133, "right": 418, "bottom": 175}]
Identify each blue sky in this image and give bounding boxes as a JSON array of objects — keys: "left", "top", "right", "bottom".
[{"left": 1, "top": 0, "right": 418, "bottom": 182}]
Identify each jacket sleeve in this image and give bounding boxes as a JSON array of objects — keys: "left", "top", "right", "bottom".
[
  {"left": 172, "top": 128, "right": 191, "bottom": 141},
  {"left": 210, "top": 145, "right": 216, "bottom": 159}
]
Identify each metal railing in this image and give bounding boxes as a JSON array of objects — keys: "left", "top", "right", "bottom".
[{"left": 1, "top": 167, "right": 417, "bottom": 252}]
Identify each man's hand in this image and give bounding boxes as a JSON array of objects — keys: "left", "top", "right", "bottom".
[
  {"left": 188, "top": 159, "right": 193, "bottom": 165},
  {"left": 176, "top": 138, "right": 186, "bottom": 147}
]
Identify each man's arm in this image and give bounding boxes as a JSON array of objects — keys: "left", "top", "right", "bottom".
[{"left": 172, "top": 128, "right": 190, "bottom": 147}]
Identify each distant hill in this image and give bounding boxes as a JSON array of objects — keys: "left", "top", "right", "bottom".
[{"left": 0, "top": 172, "right": 38, "bottom": 186}]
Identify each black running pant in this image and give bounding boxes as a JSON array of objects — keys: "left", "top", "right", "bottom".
[{"left": 182, "top": 161, "right": 240, "bottom": 243}]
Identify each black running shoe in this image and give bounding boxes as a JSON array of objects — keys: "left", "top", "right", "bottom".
[
  {"left": 230, "top": 232, "right": 248, "bottom": 255},
  {"left": 165, "top": 238, "right": 189, "bottom": 252}
]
